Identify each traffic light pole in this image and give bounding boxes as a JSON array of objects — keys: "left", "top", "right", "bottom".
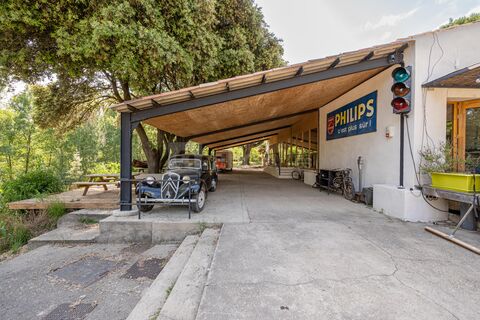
[{"left": 399, "top": 113, "right": 405, "bottom": 188}]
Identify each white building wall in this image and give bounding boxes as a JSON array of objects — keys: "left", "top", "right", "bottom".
[
  {"left": 318, "top": 65, "right": 402, "bottom": 191},
  {"left": 409, "top": 23, "right": 480, "bottom": 186},
  {"left": 317, "top": 23, "right": 480, "bottom": 222}
]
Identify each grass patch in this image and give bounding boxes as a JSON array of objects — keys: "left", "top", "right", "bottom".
[
  {"left": 47, "top": 201, "right": 66, "bottom": 222},
  {"left": 197, "top": 222, "right": 208, "bottom": 233},
  {"left": 0, "top": 211, "right": 31, "bottom": 253},
  {"left": 79, "top": 217, "right": 98, "bottom": 225},
  {"left": 166, "top": 284, "right": 174, "bottom": 298}
]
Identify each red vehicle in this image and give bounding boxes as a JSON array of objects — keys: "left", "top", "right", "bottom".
[{"left": 215, "top": 150, "right": 233, "bottom": 172}]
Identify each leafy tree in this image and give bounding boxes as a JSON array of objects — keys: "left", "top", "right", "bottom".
[
  {"left": 241, "top": 141, "right": 262, "bottom": 165},
  {"left": 0, "top": 109, "right": 15, "bottom": 179},
  {"left": 0, "top": 0, "right": 285, "bottom": 173},
  {"left": 441, "top": 12, "right": 480, "bottom": 29},
  {"left": 0, "top": 92, "right": 35, "bottom": 179}
]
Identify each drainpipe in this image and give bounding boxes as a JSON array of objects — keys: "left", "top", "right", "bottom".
[{"left": 357, "top": 156, "right": 364, "bottom": 192}]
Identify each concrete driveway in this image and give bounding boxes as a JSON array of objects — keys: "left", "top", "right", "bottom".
[{"left": 196, "top": 170, "right": 480, "bottom": 319}]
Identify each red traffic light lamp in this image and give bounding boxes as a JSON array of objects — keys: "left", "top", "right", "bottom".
[{"left": 391, "top": 97, "right": 410, "bottom": 112}]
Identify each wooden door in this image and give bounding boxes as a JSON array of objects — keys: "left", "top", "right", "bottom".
[{"left": 450, "top": 100, "right": 480, "bottom": 171}]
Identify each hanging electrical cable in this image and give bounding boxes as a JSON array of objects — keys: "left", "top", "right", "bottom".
[{"left": 405, "top": 114, "right": 450, "bottom": 213}]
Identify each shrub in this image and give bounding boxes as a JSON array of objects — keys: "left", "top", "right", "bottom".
[
  {"left": 47, "top": 201, "right": 66, "bottom": 222},
  {"left": 0, "top": 211, "right": 31, "bottom": 253},
  {"left": 1, "top": 170, "right": 64, "bottom": 204},
  {"left": 89, "top": 162, "right": 120, "bottom": 175}
]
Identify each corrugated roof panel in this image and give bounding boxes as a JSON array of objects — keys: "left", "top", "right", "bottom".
[
  {"left": 190, "top": 82, "right": 227, "bottom": 97},
  {"left": 265, "top": 66, "right": 300, "bottom": 82}
]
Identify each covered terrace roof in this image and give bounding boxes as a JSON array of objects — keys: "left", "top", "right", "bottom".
[
  {"left": 423, "top": 63, "right": 480, "bottom": 89},
  {"left": 112, "top": 40, "right": 409, "bottom": 150}
]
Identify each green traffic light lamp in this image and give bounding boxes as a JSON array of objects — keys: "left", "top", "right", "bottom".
[{"left": 392, "top": 67, "right": 410, "bottom": 82}]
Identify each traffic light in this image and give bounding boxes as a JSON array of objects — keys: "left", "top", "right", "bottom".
[{"left": 391, "top": 66, "right": 412, "bottom": 114}]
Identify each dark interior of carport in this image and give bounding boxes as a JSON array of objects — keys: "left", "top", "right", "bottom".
[{"left": 112, "top": 41, "right": 408, "bottom": 211}]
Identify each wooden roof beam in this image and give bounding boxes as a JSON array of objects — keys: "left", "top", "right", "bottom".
[
  {"left": 125, "top": 104, "right": 138, "bottom": 112},
  {"left": 328, "top": 57, "right": 340, "bottom": 69},
  {"left": 361, "top": 51, "right": 374, "bottom": 62},
  {"left": 151, "top": 99, "right": 161, "bottom": 108},
  {"left": 186, "top": 108, "right": 317, "bottom": 140},
  {"left": 204, "top": 125, "right": 290, "bottom": 146},
  {"left": 210, "top": 134, "right": 277, "bottom": 151},
  {"left": 295, "top": 66, "right": 304, "bottom": 76}
]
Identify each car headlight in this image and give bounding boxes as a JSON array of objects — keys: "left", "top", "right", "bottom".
[
  {"left": 145, "top": 176, "right": 156, "bottom": 185},
  {"left": 182, "top": 176, "right": 191, "bottom": 183}
]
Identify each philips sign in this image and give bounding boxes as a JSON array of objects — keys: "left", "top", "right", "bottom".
[{"left": 326, "top": 91, "right": 377, "bottom": 141}]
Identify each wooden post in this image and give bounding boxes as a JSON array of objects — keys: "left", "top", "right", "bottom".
[
  {"left": 308, "top": 129, "right": 312, "bottom": 168},
  {"left": 301, "top": 131, "right": 304, "bottom": 168},
  {"left": 457, "top": 102, "right": 466, "bottom": 171}
]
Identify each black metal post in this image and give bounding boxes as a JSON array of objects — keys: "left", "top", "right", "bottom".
[
  {"left": 399, "top": 113, "right": 405, "bottom": 188},
  {"left": 188, "top": 182, "right": 191, "bottom": 219},
  {"left": 120, "top": 112, "right": 133, "bottom": 211},
  {"left": 198, "top": 144, "right": 204, "bottom": 155}
]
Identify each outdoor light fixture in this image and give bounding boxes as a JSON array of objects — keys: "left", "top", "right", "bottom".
[{"left": 391, "top": 66, "right": 412, "bottom": 114}]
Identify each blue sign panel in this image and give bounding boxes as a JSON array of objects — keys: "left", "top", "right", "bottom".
[{"left": 326, "top": 91, "right": 377, "bottom": 140}]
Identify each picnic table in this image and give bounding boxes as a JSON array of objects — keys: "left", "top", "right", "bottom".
[
  {"left": 72, "top": 173, "right": 146, "bottom": 196},
  {"left": 72, "top": 174, "right": 120, "bottom": 196}
]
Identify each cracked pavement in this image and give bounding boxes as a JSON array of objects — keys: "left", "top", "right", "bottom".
[{"left": 195, "top": 170, "right": 480, "bottom": 320}]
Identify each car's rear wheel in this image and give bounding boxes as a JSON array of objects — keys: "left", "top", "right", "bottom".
[
  {"left": 209, "top": 178, "right": 217, "bottom": 192},
  {"left": 192, "top": 184, "right": 207, "bottom": 213}
]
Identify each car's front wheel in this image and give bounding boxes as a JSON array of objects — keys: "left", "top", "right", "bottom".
[
  {"left": 209, "top": 178, "right": 217, "bottom": 192},
  {"left": 192, "top": 184, "right": 207, "bottom": 213},
  {"left": 137, "top": 196, "right": 154, "bottom": 212}
]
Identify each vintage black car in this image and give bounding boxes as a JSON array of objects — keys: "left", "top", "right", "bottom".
[{"left": 136, "top": 154, "right": 218, "bottom": 213}]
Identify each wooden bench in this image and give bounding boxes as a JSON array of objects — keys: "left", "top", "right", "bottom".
[{"left": 72, "top": 181, "right": 113, "bottom": 196}]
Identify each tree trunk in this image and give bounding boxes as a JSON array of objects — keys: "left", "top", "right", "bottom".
[
  {"left": 136, "top": 124, "right": 160, "bottom": 173},
  {"left": 114, "top": 79, "right": 186, "bottom": 174},
  {"left": 24, "top": 129, "right": 32, "bottom": 174},
  {"left": 134, "top": 124, "right": 178, "bottom": 173},
  {"left": 242, "top": 144, "right": 252, "bottom": 166}
]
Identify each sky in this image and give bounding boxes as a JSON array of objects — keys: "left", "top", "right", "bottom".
[{"left": 255, "top": 0, "right": 480, "bottom": 63}]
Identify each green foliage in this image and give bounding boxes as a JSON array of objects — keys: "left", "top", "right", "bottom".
[
  {"left": 1, "top": 170, "right": 64, "bottom": 204},
  {"left": 90, "top": 162, "right": 121, "bottom": 175},
  {"left": 0, "top": 0, "right": 285, "bottom": 173},
  {"left": 441, "top": 12, "right": 480, "bottom": 29},
  {"left": 0, "top": 211, "right": 31, "bottom": 253},
  {"left": 419, "top": 143, "right": 479, "bottom": 174},
  {"left": 47, "top": 201, "right": 66, "bottom": 222},
  {"left": 230, "top": 144, "right": 263, "bottom": 167},
  {"left": 0, "top": 0, "right": 284, "bottom": 120}
]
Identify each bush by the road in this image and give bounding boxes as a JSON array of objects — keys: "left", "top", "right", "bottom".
[{"left": 1, "top": 170, "right": 64, "bottom": 205}]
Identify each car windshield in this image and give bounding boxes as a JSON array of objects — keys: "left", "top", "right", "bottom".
[{"left": 168, "top": 158, "right": 201, "bottom": 169}]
